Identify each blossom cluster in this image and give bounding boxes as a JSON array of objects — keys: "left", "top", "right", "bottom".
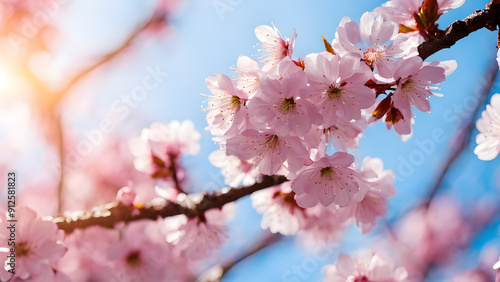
[
  {"left": 1, "top": 0, "right": 484, "bottom": 280},
  {"left": 204, "top": 8, "right": 456, "bottom": 240}
]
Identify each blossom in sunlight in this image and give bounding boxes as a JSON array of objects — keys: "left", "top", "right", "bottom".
[
  {"left": 255, "top": 24, "right": 296, "bottom": 66},
  {"left": 306, "top": 118, "right": 367, "bottom": 152},
  {"left": 209, "top": 149, "right": 261, "bottom": 187},
  {"left": 391, "top": 56, "right": 456, "bottom": 134},
  {"left": 0, "top": 207, "right": 66, "bottom": 281},
  {"left": 474, "top": 94, "right": 500, "bottom": 160},
  {"left": 251, "top": 182, "right": 306, "bottom": 236},
  {"left": 234, "top": 55, "right": 262, "bottom": 98},
  {"left": 374, "top": 0, "right": 465, "bottom": 37},
  {"left": 107, "top": 221, "right": 172, "bottom": 282},
  {"left": 393, "top": 197, "right": 471, "bottom": 277},
  {"left": 129, "top": 120, "right": 200, "bottom": 178},
  {"left": 226, "top": 129, "right": 310, "bottom": 176},
  {"left": 204, "top": 74, "right": 252, "bottom": 137},
  {"left": 292, "top": 152, "right": 362, "bottom": 208},
  {"left": 322, "top": 251, "right": 408, "bottom": 282},
  {"left": 298, "top": 204, "right": 349, "bottom": 245},
  {"left": 332, "top": 12, "right": 415, "bottom": 77},
  {"left": 248, "top": 64, "right": 322, "bottom": 136},
  {"left": 304, "top": 52, "right": 376, "bottom": 127},
  {"left": 342, "top": 157, "right": 395, "bottom": 234},
  {"left": 165, "top": 204, "right": 236, "bottom": 260}
]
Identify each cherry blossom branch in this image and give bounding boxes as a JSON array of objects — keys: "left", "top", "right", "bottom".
[
  {"left": 418, "top": 1, "right": 500, "bottom": 60},
  {"left": 53, "top": 175, "right": 287, "bottom": 233},
  {"left": 50, "top": 0, "right": 500, "bottom": 234},
  {"left": 424, "top": 58, "right": 499, "bottom": 207}
]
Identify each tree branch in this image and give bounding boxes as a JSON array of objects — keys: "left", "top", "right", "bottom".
[
  {"left": 197, "top": 233, "right": 283, "bottom": 282},
  {"left": 418, "top": 2, "right": 500, "bottom": 60},
  {"left": 55, "top": 113, "right": 65, "bottom": 215},
  {"left": 425, "top": 58, "right": 499, "bottom": 207},
  {"left": 51, "top": 12, "right": 164, "bottom": 105},
  {"left": 53, "top": 175, "right": 287, "bottom": 233}
]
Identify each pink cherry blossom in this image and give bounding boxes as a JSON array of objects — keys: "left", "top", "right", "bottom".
[
  {"left": 332, "top": 12, "right": 414, "bottom": 77},
  {"left": 248, "top": 66, "right": 322, "bottom": 136},
  {"left": 0, "top": 207, "right": 66, "bottom": 281},
  {"left": 255, "top": 24, "right": 296, "bottom": 66},
  {"left": 209, "top": 149, "right": 261, "bottom": 187},
  {"left": 304, "top": 52, "right": 375, "bottom": 127},
  {"left": 129, "top": 120, "right": 200, "bottom": 178},
  {"left": 226, "top": 129, "right": 310, "bottom": 175},
  {"left": 347, "top": 157, "right": 396, "bottom": 234},
  {"left": 494, "top": 257, "right": 500, "bottom": 282},
  {"left": 107, "top": 221, "right": 172, "bottom": 282},
  {"left": 292, "top": 152, "right": 361, "bottom": 207},
  {"left": 116, "top": 186, "right": 137, "bottom": 206},
  {"left": 497, "top": 49, "right": 500, "bottom": 70},
  {"left": 146, "top": 120, "right": 200, "bottom": 157},
  {"left": 306, "top": 118, "right": 367, "bottom": 152},
  {"left": 374, "top": 0, "right": 421, "bottom": 32},
  {"left": 251, "top": 182, "right": 306, "bottom": 236},
  {"left": 391, "top": 56, "right": 456, "bottom": 132},
  {"left": 204, "top": 74, "right": 252, "bottom": 137},
  {"left": 56, "top": 226, "right": 120, "bottom": 282},
  {"left": 234, "top": 56, "right": 262, "bottom": 98},
  {"left": 374, "top": 0, "right": 465, "bottom": 35},
  {"left": 474, "top": 94, "right": 500, "bottom": 160},
  {"left": 322, "top": 251, "right": 408, "bottom": 282},
  {"left": 393, "top": 197, "right": 471, "bottom": 276},
  {"left": 298, "top": 204, "right": 349, "bottom": 245},
  {"left": 165, "top": 203, "right": 235, "bottom": 260}
]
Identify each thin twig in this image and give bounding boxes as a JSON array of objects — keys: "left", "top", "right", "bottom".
[
  {"left": 418, "top": 1, "right": 500, "bottom": 60},
  {"left": 425, "top": 59, "right": 499, "bottom": 207},
  {"left": 55, "top": 112, "right": 65, "bottom": 215},
  {"left": 52, "top": 13, "right": 163, "bottom": 105},
  {"left": 197, "top": 233, "right": 283, "bottom": 282}
]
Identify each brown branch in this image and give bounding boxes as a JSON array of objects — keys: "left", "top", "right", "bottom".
[
  {"left": 418, "top": 2, "right": 500, "bottom": 60},
  {"left": 55, "top": 113, "right": 65, "bottom": 215},
  {"left": 425, "top": 58, "right": 499, "bottom": 207},
  {"left": 53, "top": 175, "right": 287, "bottom": 234}
]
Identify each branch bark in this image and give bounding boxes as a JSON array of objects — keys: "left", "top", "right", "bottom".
[
  {"left": 53, "top": 175, "right": 287, "bottom": 233},
  {"left": 418, "top": 2, "right": 500, "bottom": 60}
]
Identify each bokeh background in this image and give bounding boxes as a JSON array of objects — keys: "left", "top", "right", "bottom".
[{"left": 1, "top": 0, "right": 500, "bottom": 281}]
